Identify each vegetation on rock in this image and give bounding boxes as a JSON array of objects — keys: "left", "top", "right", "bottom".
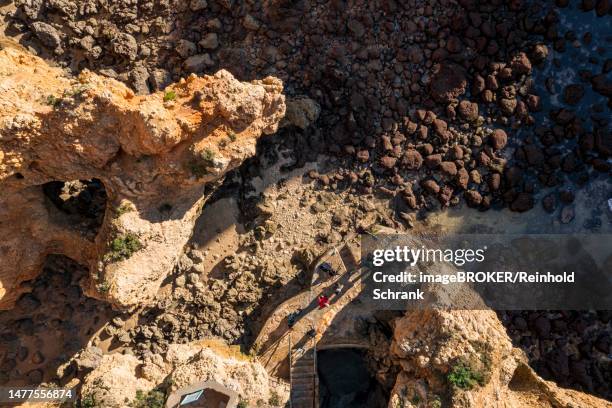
[
  {"left": 130, "top": 389, "right": 165, "bottom": 408},
  {"left": 103, "top": 233, "right": 143, "bottom": 263}
]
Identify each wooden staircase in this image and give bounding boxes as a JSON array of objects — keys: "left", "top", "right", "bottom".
[
  {"left": 288, "top": 236, "right": 361, "bottom": 408},
  {"left": 290, "top": 344, "right": 318, "bottom": 408}
]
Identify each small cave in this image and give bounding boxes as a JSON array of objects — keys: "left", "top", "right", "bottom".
[
  {"left": 0, "top": 255, "right": 115, "bottom": 387},
  {"left": 317, "top": 348, "right": 388, "bottom": 408},
  {"left": 498, "top": 310, "right": 612, "bottom": 401},
  {"left": 42, "top": 178, "right": 107, "bottom": 238}
]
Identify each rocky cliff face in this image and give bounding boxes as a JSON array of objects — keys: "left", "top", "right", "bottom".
[
  {"left": 79, "top": 341, "right": 289, "bottom": 407},
  {"left": 0, "top": 43, "right": 285, "bottom": 310},
  {"left": 387, "top": 309, "right": 612, "bottom": 408}
]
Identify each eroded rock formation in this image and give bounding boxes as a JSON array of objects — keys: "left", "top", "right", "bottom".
[
  {"left": 388, "top": 309, "right": 612, "bottom": 408},
  {"left": 80, "top": 341, "right": 288, "bottom": 407},
  {"left": 0, "top": 44, "right": 286, "bottom": 310}
]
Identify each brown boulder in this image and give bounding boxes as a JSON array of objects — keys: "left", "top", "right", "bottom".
[
  {"left": 356, "top": 149, "right": 370, "bottom": 162},
  {"left": 457, "top": 100, "right": 479, "bottom": 121},
  {"left": 591, "top": 74, "right": 612, "bottom": 97},
  {"left": 489, "top": 129, "right": 508, "bottom": 150},
  {"left": 542, "top": 193, "right": 556, "bottom": 213},
  {"left": 432, "top": 118, "right": 448, "bottom": 136},
  {"left": 380, "top": 156, "right": 397, "bottom": 169},
  {"left": 563, "top": 84, "right": 585, "bottom": 105},
  {"left": 499, "top": 98, "right": 517, "bottom": 115},
  {"left": 429, "top": 63, "right": 467, "bottom": 103},
  {"left": 510, "top": 52, "right": 532, "bottom": 75},
  {"left": 425, "top": 154, "right": 442, "bottom": 168},
  {"left": 440, "top": 161, "right": 458, "bottom": 177},
  {"left": 525, "top": 94, "right": 541, "bottom": 112},
  {"left": 455, "top": 168, "right": 469, "bottom": 190},
  {"left": 464, "top": 190, "right": 483, "bottom": 207},
  {"left": 510, "top": 193, "right": 534, "bottom": 212},
  {"left": 402, "top": 150, "right": 423, "bottom": 170},
  {"left": 487, "top": 173, "right": 501, "bottom": 191},
  {"left": 421, "top": 179, "right": 440, "bottom": 194}
]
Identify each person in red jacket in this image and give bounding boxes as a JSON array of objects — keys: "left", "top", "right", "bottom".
[{"left": 318, "top": 294, "right": 330, "bottom": 309}]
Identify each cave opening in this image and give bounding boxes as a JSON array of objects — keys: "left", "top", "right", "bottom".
[
  {"left": 42, "top": 178, "right": 107, "bottom": 238},
  {"left": 317, "top": 348, "right": 387, "bottom": 408}
]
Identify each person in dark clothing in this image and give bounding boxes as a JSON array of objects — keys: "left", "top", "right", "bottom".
[
  {"left": 319, "top": 262, "right": 337, "bottom": 278},
  {"left": 287, "top": 309, "right": 301, "bottom": 328}
]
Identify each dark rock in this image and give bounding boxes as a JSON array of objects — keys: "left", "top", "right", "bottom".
[
  {"left": 513, "top": 316, "right": 528, "bottom": 330},
  {"left": 110, "top": 33, "right": 138, "bottom": 61},
  {"left": 530, "top": 44, "right": 549, "bottom": 64},
  {"left": 472, "top": 74, "right": 486, "bottom": 95},
  {"left": 489, "top": 129, "right": 508, "bottom": 150},
  {"left": 421, "top": 179, "right": 440, "bottom": 194},
  {"left": 425, "top": 154, "right": 442, "bottom": 169},
  {"left": 563, "top": 84, "right": 585, "bottom": 105},
  {"left": 184, "top": 54, "right": 213, "bottom": 73},
  {"left": 130, "top": 65, "right": 150, "bottom": 95},
  {"left": 534, "top": 315, "right": 551, "bottom": 338},
  {"left": 542, "top": 193, "right": 556, "bottom": 213},
  {"left": 380, "top": 156, "right": 397, "bottom": 169},
  {"left": 523, "top": 145, "right": 545, "bottom": 166},
  {"left": 595, "top": 0, "right": 611, "bottom": 16},
  {"left": 27, "top": 369, "right": 43, "bottom": 384},
  {"left": 561, "top": 153, "right": 579, "bottom": 172},
  {"left": 175, "top": 39, "right": 197, "bottom": 58},
  {"left": 525, "top": 94, "right": 542, "bottom": 112},
  {"left": 31, "top": 22, "right": 62, "bottom": 50},
  {"left": 440, "top": 161, "right": 458, "bottom": 177},
  {"left": 347, "top": 19, "right": 365, "bottom": 38},
  {"left": 591, "top": 74, "right": 612, "bottom": 97},
  {"left": 455, "top": 168, "right": 469, "bottom": 189},
  {"left": 402, "top": 150, "right": 423, "bottom": 170},
  {"left": 419, "top": 143, "right": 434, "bottom": 156},
  {"left": 487, "top": 173, "right": 501, "bottom": 191},
  {"left": 76, "top": 346, "right": 103, "bottom": 371},
  {"left": 199, "top": 33, "right": 219, "bottom": 50},
  {"left": 510, "top": 192, "right": 534, "bottom": 212},
  {"left": 546, "top": 349, "right": 570, "bottom": 378},
  {"left": 432, "top": 118, "right": 448, "bottom": 137},
  {"left": 356, "top": 150, "right": 370, "bottom": 162},
  {"left": 595, "top": 129, "right": 611, "bottom": 156},
  {"left": 570, "top": 359, "right": 593, "bottom": 390},
  {"left": 402, "top": 194, "right": 418, "bottom": 209},
  {"left": 559, "top": 189, "right": 575, "bottom": 204},
  {"left": 464, "top": 190, "right": 482, "bottom": 207},
  {"left": 499, "top": 98, "right": 517, "bottom": 115},
  {"left": 457, "top": 100, "right": 479, "bottom": 121},
  {"left": 510, "top": 52, "right": 532, "bottom": 75},
  {"left": 429, "top": 63, "right": 467, "bottom": 103},
  {"left": 417, "top": 125, "right": 428, "bottom": 139}
]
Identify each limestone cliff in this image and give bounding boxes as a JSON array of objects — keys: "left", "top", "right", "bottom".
[
  {"left": 79, "top": 341, "right": 288, "bottom": 407},
  {"left": 388, "top": 309, "right": 612, "bottom": 408},
  {"left": 0, "top": 44, "right": 286, "bottom": 310}
]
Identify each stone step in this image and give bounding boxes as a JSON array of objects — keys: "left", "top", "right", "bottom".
[
  {"left": 291, "top": 386, "right": 314, "bottom": 396},
  {"left": 291, "top": 400, "right": 314, "bottom": 408},
  {"left": 291, "top": 357, "right": 314, "bottom": 364},
  {"left": 291, "top": 376, "right": 315, "bottom": 385},
  {"left": 291, "top": 371, "right": 314, "bottom": 380},
  {"left": 292, "top": 361, "right": 314, "bottom": 369}
]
